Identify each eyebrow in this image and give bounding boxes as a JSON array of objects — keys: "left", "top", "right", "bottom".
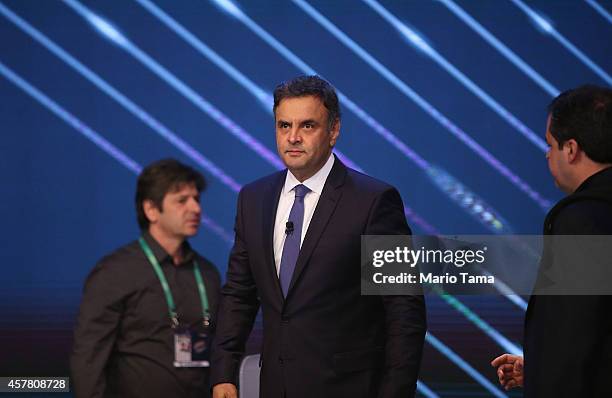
[
  {"left": 176, "top": 193, "right": 199, "bottom": 200},
  {"left": 276, "top": 119, "right": 319, "bottom": 125}
]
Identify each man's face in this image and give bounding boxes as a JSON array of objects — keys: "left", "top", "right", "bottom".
[
  {"left": 148, "top": 183, "right": 201, "bottom": 240},
  {"left": 275, "top": 96, "right": 339, "bottom": 181},
  {"left": 545, "top": 115, "right": 572, "bottom": 193}
]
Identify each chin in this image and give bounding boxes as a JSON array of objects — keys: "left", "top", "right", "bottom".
[
  {"left": 184, "top": 227, "right": 199, "bottom": 237},
  {"left": 282, "top": 157, "right": 301, "bottom": 167},
  {"left": 286, "top": 158, "right": 311, "bottom": 170}
]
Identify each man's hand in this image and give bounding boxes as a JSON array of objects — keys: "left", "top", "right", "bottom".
[
  {"left": 212, "top": 383, "right": 238, "bottom": 398},
  {"left": 491, "top": 354, "right": 524, "bottom": 390}
]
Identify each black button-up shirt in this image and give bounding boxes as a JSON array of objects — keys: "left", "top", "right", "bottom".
[{"left": 71, "top": 232, "right": 221, "bottom": 398}]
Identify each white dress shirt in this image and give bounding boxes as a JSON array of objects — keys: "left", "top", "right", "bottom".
[{"left": 273, "top": 154, "right": 335, "bottom": 275}]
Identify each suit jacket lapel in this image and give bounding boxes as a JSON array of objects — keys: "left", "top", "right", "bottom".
[
  {"left": 262, "top": 171, "right": 286, "bottom": 304},
  {"left": 286, "top": 159, "right": 347, "bottom": 298}
]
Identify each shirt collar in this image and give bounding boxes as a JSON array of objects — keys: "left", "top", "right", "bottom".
[
  {"left": 574, "top": 166, "right": 612, "bottom": 193},
  {"left": 142, "top": 230, "right": 195, "bottom": 265},
  {"left": 283, "top": 153, "right": 335, "bottom": 195}
]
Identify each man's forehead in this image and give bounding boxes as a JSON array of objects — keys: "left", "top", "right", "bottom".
[
  {"left": 275, "top": 96, "right": 326, "bottom": 118},
  {"left": 545, "top": 128, "right": 559, "bottom": 147},
  {"left": 167, "top": 182, "right": 199, "bottom": 195},
  {"left": 545, "top": 114, "right": 553, "bottom": 136}
]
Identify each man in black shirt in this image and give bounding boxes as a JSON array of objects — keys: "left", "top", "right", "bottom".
[
  {"left": 71, "top": 158, "right": 221, "bottom": 398},
  {"left": 492, "top": 85, "right": 612, "bottom": 397}
]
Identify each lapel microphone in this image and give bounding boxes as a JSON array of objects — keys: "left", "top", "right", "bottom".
[{"left": 285, "top": 221, "right": 294, "bottom": 235}]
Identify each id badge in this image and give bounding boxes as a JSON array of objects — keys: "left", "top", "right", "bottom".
[{"left": 173, "top": 327, "right": 211, "bottom": 368}]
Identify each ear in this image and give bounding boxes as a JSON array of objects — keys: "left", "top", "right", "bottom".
[
  {"left": 329, "top": 119, "right": 340, "bottom": 147},
  {"left": 143, "top": 199, "right": 161, "bottom": 225},
  {"left": 565, "top": 139, "right": 580, "bottom": 163}
]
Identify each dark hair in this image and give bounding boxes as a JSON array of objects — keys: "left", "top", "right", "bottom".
[
  {"left": 548, "top": 85, "right": 612, "bottom": 163},
  {"left": 135, "top": 158, "right": 206, "bottom": 230},
  {"left": 273, "top": 75, "right": 341, "bottom": 129}
]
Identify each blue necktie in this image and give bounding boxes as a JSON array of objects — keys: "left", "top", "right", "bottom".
[{"left": 279, "top": 184, "right": 310, "bottom": 297}]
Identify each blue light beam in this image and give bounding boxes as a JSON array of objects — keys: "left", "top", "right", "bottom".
[
  {"left": 0, "top": 60, "right": 233, "bottom": 245},
  {"left": 0, "top": 2, "right": 242, "bottom": 193},
  {"left": 585, "top": 0, "right": 612, "bottom": 25},
  {"left": 426, "top": 333, "right": 508, "bottom": 398},
  {"left": 62, "top": 0, "right": 285, "bottom": 170},
  {"left": 427, "top": 165, "right": 512, "bottom": 233},
  {"left": 416, "top": 381, "right": 440, "bottom": 398},
  {"left": 136, "top": 0, "right": 271, "bottom": 109},
  {"left": 510, "top": 0, "right": 612, "bottom": 85},
  {"left": 363, "top": 0, "right": 548, "bottom": 152},
  {"left": 437, "top": 0, "right": 560, "bottom": 97}
]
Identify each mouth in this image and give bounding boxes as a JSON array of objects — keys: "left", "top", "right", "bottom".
[{"left": 285, "top": 150, "right": 305, "bottom": 156}]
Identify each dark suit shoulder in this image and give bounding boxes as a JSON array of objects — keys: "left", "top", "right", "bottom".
[
  {"left": 238, "top": 165, "right": 400, "bottom": 205},
  {"left": 240, "top": 170, "right": 285, "bottom": 196},
  {"left": 552, "top": 199, "right": 612, "bottom": 235},
  {"left": 344, "top": 168, "right": 397, "bottom": 195}
]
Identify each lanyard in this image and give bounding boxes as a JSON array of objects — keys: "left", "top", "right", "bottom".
[{"left": 139, "top": 237, "right": 210, "bottom": 328}]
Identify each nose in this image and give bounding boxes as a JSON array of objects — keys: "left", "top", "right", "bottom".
[
  {"left": 189, "top": 198, "right": 201, "bottom": 214},
  {"left": 288, "top": 128, "right": 302, "bottom": 144}
]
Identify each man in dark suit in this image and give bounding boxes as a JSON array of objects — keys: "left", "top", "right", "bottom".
[
  {"left": 492, "top": 85, "right": 612, "bottom": 397},
  {"left": 211, "top": 76, "right": 426, "bottom": 398}
]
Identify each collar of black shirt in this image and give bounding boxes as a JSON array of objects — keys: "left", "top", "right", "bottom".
[
  {"left": 575, "top": 165, "right": 612, "bottom": 193},
  {"left": 142, "top": 231, "right": 196, "bottom": 267}
]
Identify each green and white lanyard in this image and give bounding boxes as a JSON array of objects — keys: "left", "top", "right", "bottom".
[{"left": 139, "top": 237, "right": 210, "bottom": 328}]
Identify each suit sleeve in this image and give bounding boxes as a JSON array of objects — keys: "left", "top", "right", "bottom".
[
  {"left": 70, "top": 263, "right": 124, "bottom": 398},
  {"left": 526, "top": 203, "right": 612, "bottom": 397},
  {"left": 364, "top": 188, "right": 427, "bottom": 398},
  {"left": 210, "top": 189, "right": 260, "bottom": 387}
]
